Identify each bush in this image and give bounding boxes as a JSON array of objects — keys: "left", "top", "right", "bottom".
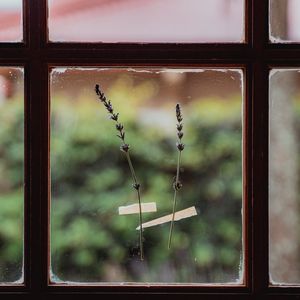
[{"left": 0, "top": 95, "right": 243, "bottom": 283}]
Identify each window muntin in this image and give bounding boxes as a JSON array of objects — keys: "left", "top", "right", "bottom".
[
  {"left": 0, "top": 0, "right": 23, "bottom": 42},
  {"left": 0, "top": 67, "right": 24, "bottom": 283},
  {"left": 269, "top": 69, "right": 300, "bottom": 285},
  {"left": 48, "top": 0, "right": 245, "bottom": 43},
  {"left": 50, "top": 67, "right": 244, "bottom": 284}
]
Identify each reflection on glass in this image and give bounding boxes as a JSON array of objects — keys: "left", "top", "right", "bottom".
[
  {"left": 50, "top": 67, "right": 243, "bottom": 284},
  {"left": 48, "top": 0, "right": 245, "bottom": 43},
  {"left": 269, "top": 69, "right": 300, "bottom": 284},
  {"left": 0, "top": 0, "right": 22, "bottom": 42},
  {"left": 0, "top": 67, "right": 24, "bottom": 283},
  {"left": 270, "top": 0, "right": 300, "bottom": 42}
]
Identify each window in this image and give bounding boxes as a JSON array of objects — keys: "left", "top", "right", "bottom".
[
  {"left": 50, "top": 67, "right": 244, "bottom": 284},
  {"left": 0, "top": 0, "right": 300, "bottom": 298}
]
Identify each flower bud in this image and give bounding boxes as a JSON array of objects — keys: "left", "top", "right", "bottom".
[
  {"left": 110, "top": 113, "right": 119, "bottom": 121},
  {"left": 116, "top": 123, "right": 123, "bottom": 131},
  {"left": 120, "top": 143, "right": 130, "bottom": 152},
  {"left": 133, "top": 183, "right": 140, "bottom": 190},
  {"left": 177, "top": 131, "right": 184, "bottom": 139},
  {"left": 177, "top": 123, "right": 183, "bottom": 131},
  {"left": 173, "top": 181, "right": 183, "bottom": 191},
  {"left": 95, "top": 84, "right": 106, "bottom": 102},
  {"left": 176, "top": 142, "right": 185, "bottom": 151},
  {"left": 176, "top": 104, "right": 183, "bottom": 122}
]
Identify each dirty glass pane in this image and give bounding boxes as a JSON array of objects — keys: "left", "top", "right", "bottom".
[
  {"left": 0, "top": 67, "right": 24, "bottom": 283},
  {"left": 48, "top": 0, "right": 245, "bottom": 43},
  {"left": 269, "top": 0, "right": 300, "bottom": 42},
  {"left": 269, "top": 69, "right": 300, "bottom": 284},
  {"left": 50, "top": 67, "right": 244, "bottom": 284},
  {"left": 0, "top": 0, "right": 22, "bottom": 42}
]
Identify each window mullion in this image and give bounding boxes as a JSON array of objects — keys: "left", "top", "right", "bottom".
[
  {"left": 26, "top": 0, "right": 49, "bottom": 292},
  {"left": 251, "top": 0, "right": 270, "bottom": 294}
]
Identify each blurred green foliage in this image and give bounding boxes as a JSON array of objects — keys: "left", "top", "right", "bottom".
[
  {"left": 50, "top": 93, "right": 242, "bottom": 283},
  {"left": 0, "top": 99, "right": 23, "bottom": 282},
  {"left": 0, "top": 90, "right": 242, "bottom": 283}
]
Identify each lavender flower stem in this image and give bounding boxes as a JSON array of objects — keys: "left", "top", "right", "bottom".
[
  {"left": 95, "top": 84, "right": 144, "bottom": 260},
  {"left": 125, "top": 152, "right": 144, "bottom": 260},
  {"left": 168, "top": 150, "right": 181, "bottom": 249},
  {"left": 168, "top": 103, "right": 184, "bottom": 249}
]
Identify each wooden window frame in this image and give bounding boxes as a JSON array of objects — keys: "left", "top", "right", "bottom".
[{"left": 0, "top": 0, "right": 300, "bottom": 298}]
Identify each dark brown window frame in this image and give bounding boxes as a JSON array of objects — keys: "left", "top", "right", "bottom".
[{"left": 0, "top": 0, "right": 300, "bottom": 298}]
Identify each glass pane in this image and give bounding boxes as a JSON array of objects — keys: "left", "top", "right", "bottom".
[
  {"left": 0, "top": 67, "right": 24, "bottom": 283},
  {"left": 48, "top": 0, "right": 245, "bottom": 43},
  {"left": 269, "top": 69, "right": 300, "bottom": 284},
  {"left": 0, "top": 0, "right": 23, "bottom": 42},
  {"left": 50, "top": 67, "right": 244, "bottom": 284},
  {"left": 270, "top": 0, "right": 300, "bottom": 43}
]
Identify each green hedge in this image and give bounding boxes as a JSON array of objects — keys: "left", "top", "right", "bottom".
[{"left": 0, "top": 96, "right": 242, "bottom": 283}]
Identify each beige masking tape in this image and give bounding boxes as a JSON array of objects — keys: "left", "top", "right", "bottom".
[
  {"left": 136, "top": 206, "right": 197, "bottom": 230},
  {"left": 118, "top": 202, "right": 157, "bottom": 215}
]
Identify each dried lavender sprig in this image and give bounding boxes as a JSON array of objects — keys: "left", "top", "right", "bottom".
[
  {"left": 95, "top": 84, "right": 144, "bottom": 260},
  {"left": 168, "top": 103, "right": 185, "bottom": 249}
]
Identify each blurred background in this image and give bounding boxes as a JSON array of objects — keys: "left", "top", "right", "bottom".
[
  {"left": 50, "top": 68, "right": 243, "bottom": 283},
  {"left": 1, "top": 0, "right": 245, "bottom": 42},
  {"left": 0, "top": 0, "right": 22, "bottom": 42},
  {"left": 1, "top": 0, "right": 300, "bottom": 43},
  {"left": 269, "top": 0, "right": 300, "bottom": 286},
  {"left": 0, "top": 68, "right": 23, "bottom": 282},
  {"left": 270, "top": 0, "right": 300, "bottom": 42},
  {"left": 47, "top": 0, "right": 244, "bottom": 43},
  {"left": 269, "top": 70, "right": 300, "bottom": 284}
]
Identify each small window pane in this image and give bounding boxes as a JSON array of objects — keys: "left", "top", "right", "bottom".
[
  {"left": 0, "top": 0, "right": 23, "bottom": 42},
  {"left": 0, "top": 67, "right": 24, "bottom": 283},
  {"left": 48, "top": 0, "right": 245, "bottom": 43},
  {"left": 269, "top": 0, "right": 300, "bottom": 43},
  {"left": 269, "top": 69, "right": 300, "bottom": 284},
  {"left": 50, "top": 67, "right": 244, "bottom": 284}
]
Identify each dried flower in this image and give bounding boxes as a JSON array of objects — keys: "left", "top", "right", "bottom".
[
  {"left": 176, "top": 103, "right": 183, "bottom": 123},
  {"left": 168, "top": 103, "right": 185, "bottom": 249},
  {"left": 120, "top": 143, "right": 130, "bottom": 153},
  {"left": 95, "top": 84, "right": 144, "bottom": 260},
  {"left": 110, "top": 113, "right": 119, "bottom": 121},
  {"left": 117, "top": 131, "right": 125, "bottom": 141},
  {"left": 95, "top": 84, "right": 105, "bottom": 102},
  {"left": 173, "top": 180, "right": 182, "bottom": 191},
  {"left": 116, "top": 123, "right": 124, "bottom": 131},
  {"left": 104, "top": 100, "right": 113, "bottom": 113},
  {"left": 177, "top": 132, "right": 184, "bottom": 139},
  {"left": 133, "top": 183, "right": 140, "bottom": 190},
  {"left": 176, "top": 142, "right": 185, "bottom": 151},
  {"left": 177, "top": 123, "right": 183, "bottom": 132}
]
